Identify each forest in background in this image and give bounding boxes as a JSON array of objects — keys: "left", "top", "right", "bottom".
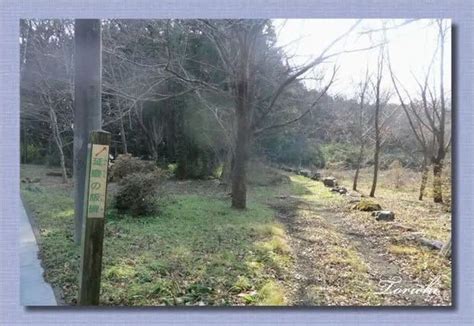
[{"left": 20, "top": 19, "right": 451, "bottom": 204}]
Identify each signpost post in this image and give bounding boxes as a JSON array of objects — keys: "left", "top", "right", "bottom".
[{"left": 78, "top": 130, "right": 111, "bottom": 305}]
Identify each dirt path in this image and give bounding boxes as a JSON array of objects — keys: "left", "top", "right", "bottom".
[
  {"left": 272, "top": 178, "right": 428, "bottom": 306},
  {"left": 323, "top": 208, "right": 427, "bottom": 305},
  {"left": 272, "top": 197, "right": 323, "bottom": 305}
]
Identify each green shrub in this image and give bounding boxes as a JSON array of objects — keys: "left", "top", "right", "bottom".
[
  {"left": 114, "top": 171, "right": 162, "bottom": 216},
  {"left": 320, "top": 143, "right": 360, "bottom": 169},
  {"left": 110, "top": 154, "right": 158, "bottom": 182},
  {"left": 258, "top": 135, "right": 325, "bottom": 168},
  {"left": 352, "top": 199, "right": 382, "bottom": 212},
  {"left": 23, "top": 144, "right": 46, "bottom": 164}
]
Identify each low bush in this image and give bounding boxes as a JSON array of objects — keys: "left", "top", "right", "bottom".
[
  {"left": 320, "top": 143, "right": 360, "bottom": 169},
  {"left": 256, "top": 133, "right": 325, "bottom": 169},
  {"left": 114, "top": 171, "right": 163, "bottom": 216},
  {"left": 23, "top": 144, "right": 46, "bottom": 164},
  {"left": 109, "top": 154, "right": 158, "bottom": 182},
  {"left": 352, "top": 199, "right": 382, "bottom": 212}
]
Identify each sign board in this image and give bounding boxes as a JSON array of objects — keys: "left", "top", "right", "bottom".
[
  {"left": 79, "top": 131, "right": 111, "bottom": 305},
  {"left": 86, "top": 144, "right": 109, "bottom": 218}
]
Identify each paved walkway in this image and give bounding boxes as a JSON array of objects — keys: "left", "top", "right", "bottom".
[{"left": 20, "top": 201, "right": 57, "bottom": 306}]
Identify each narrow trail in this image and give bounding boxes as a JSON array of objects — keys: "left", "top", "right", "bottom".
[
  {"left": 272, "top": 197, "right": 323, "bottom": 305},
  {"left": 272, "top": 176, "right": 427, "bottom": 305},
  {"left": 322, "top": 206, "right": 427, "bottom": 305}
]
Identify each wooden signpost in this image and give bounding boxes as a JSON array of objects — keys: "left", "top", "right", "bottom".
[{"left": 78, "top": 130, "right": 111, "bottom": 305}]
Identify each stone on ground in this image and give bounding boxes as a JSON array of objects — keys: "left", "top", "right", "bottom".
[
  {"left": 418, "top": 237, "right": 444, "bottom": 250},
  {"left": 311, "top": 172, "right": 321, "bottom": 181},
  {"left": 330, "top": 186, "right": 347, "bottom": 195},
  {"left": 372, "top": 210, "right": 395, "bottom": 221},
  {"left": 298, "top": 169, "right": 312, "bottom": 177},
  {"left": 322, "top": 177, "right": 337, "bottom": 187}
]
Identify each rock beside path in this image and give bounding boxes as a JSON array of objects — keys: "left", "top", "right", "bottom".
[
  {"left": 298, "top": 169, "right": 312, "bottom": 178},
  {"left": 418, "top": 237, "right": 444, "bottom": 250},
  {"left": 323, "top": 177, "right": 337, "bottom": 187},
  {"left": 331, "top": 186, "right": 347, "bottom": 195},
  {"left": 372, "top": 210, "right": 395, "bottom": 221},
  {"left": 311, "top": 172, "right": 321, "bottom": 181},
  {"left": 402, "top": 233, "right": 445, "bottom": 251}
]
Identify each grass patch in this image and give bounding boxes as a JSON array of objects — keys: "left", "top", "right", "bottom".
[
  {"left": 290, "top": 175, "right": 344, "bottom": 206},
  {"left": 21, "top": 164, "right": 292, "bottom": 306},
  {"left": 256, "top": 281, "right": 286, "bottom": 305},
  {"left": 328, "top": 247, "right": 369, "bottom": 273},
  {"left": 389, "top": 244, "right": 419, "bottom": 255},
  {"left": 259, "top": 235, "right": 291, "bottom": 255}
]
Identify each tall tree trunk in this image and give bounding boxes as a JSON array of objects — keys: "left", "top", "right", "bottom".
[
  {"left": 370, "top": 144, "right": 380, "bottom": 197},
  {"left": 370, "top": 49, "right": 383, "bottom": 198},
  {"left": 231, "top": 104, "right": 250, "bottom": 209},
  {"left": 433, "top": 20, "right": 446, "bottom": 204},
  {"left": 231, "top": 33, "right": 252, "bottom": 210},
  {"left": 49, "top": 108, "right": 68, "bottom": 183},
  {"left": 353, "top": 143, "right": 364, "bottom": 191},
  {"left": 73, "top": 19, "right": 102, "bottom": 244},
  {"left": 432, "top": 159, "right": 443, "bottom": 203},
  {"left": 418, "top": 155, "right": 429, "bottom": 201},
  {"left": 150, "top": 143, "right": 159, "bottom": 161},
  {"left": 370, "top": 104, "right": 381, "bottom": 198}
]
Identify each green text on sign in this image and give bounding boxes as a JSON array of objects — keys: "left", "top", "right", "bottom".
[{"left": 87, "top": 144, "right": 109, "bottom": 218}]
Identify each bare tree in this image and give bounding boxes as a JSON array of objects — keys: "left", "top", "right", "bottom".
[
  {"left": 389, "top": 58, "right": 434, "bottom": 200},
  {"left": 369, "top": 47, "right": 390, "bottom": 197},
  {"left": 431, "top": 19, "right": 450, "bottom": 203},
  {"left": 186, "top": 19, "right": 366, "bottom": 209},
  {"left": 388, "top": 19, "right": 450, "bottom": 202},
  {"left": 135, "top": 102, "right": 164, "bottom": 160},
  {"left": 101, "top": 20, "right": 199, "bottom": 160},
  {"left": 352, "top": 69, "right": 371, "bottom": 191},
  {"left": 127, "top": 18, "right": 383, "bottom": 209},
  {"left": 20, "top": 19, "right": 74, "bottom": 183}
]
